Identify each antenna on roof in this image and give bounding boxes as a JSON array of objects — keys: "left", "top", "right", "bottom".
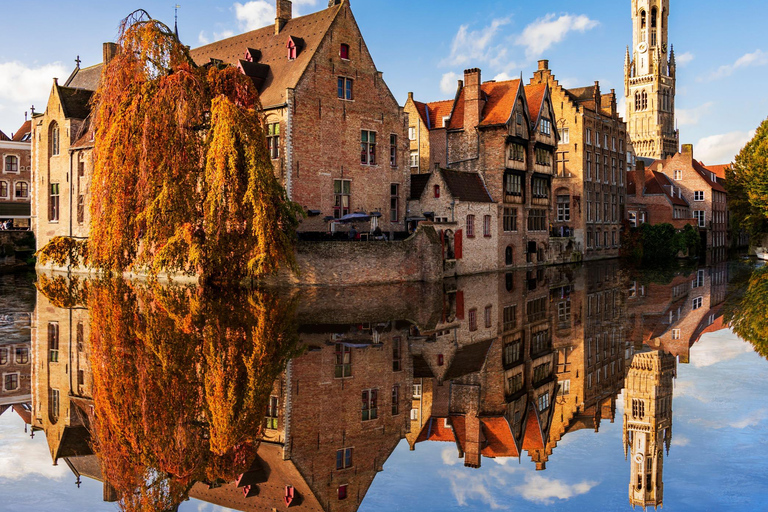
[{"left": 174, "top": 4, "right": 181, "bottom": 39}]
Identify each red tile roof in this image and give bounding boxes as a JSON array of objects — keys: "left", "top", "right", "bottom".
[
  {"left": 480, "top": 417, "right": 519, "bottom": 458},
  {"left": 653, "top": 171, "right": 690, "bottom": 207},
  {"left": 190, "top": 4, "right": 342, "bottom": 107},
  {"left": 11, "top": 120, "right": 31, "bottom": 142},
  {"left": 522, "top": 405, "right": 545, "bottom": 451},
  {"left": 706, "top": 164, "right": 730, "bottom": 180},
  {"left": 440, "top": 169, "right": 494, "bottom": 203},
  {"left": 416, "top": 417, "right": 458, "bottom": 443},
  {"left": 448, "top": 88, "right": 466, "bottom": 130},
  {"left": 448, "top": 79, "right": 524, "bottom": 130},
  {"left": 524, "top": 83, "right": 547, "bottom": 128},
  {"left": 413, "top": 100, "right": 429, "bottom": 127},
  {"left": 0, "top": 130, "right": 9, "bottom": 141},
  {"left": 428, "top": 100, "right": 454, "bottom": 129},
  {"left": 693, "top": 160, "right": 727, "bottom": 193}
]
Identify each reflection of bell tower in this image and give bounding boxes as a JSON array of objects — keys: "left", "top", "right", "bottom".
[
  {"left": 622, "top": 351, "right": 676, "bottom": 509},
  {"left": 625, "top": 0, "right": 679, "bottom": 159}
]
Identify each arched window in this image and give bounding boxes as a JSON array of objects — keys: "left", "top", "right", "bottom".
[
  {"left": 641, "top": 91, "right": 648, "bottom": 111},
  {"left": 4, "top": 155, "right": 18, "bottom": 173},
  {"left": 640, "top": 10, "right": 646, "bottom": 29},
  {"left": 0, "top": 181, "right": 8, "bottom": 199},
  {"left": 505, "top": 273, "right": 514, "bottom": 292},
  {"left": 651, "top": 7, "right": 658, "bottom": 28},
  {"left": 15, "top": 181, "right": 28, "bottom": 199},
  {"left": 634, "top": 92, "right": 640, "bottom": 111},
  {"left": 49, "top": 122, "right": 60, "bottom": 157},
  {"left": 505, "top": 246, "right": 514, "bottom": 266}
]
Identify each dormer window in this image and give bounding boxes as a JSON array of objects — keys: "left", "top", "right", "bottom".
[
  {"left": 340, "top": 43, "right": 350, "bottom": 60},
  {"left": 286, "top": 36, "right": 304, "bottom": 61}
]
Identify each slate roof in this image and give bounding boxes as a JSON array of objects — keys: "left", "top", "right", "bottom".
[
  {"left": 409, "top": 173, "right": 431, "bottom": 201},
  {"left": 58, "top": 86, "right": 94, "bottom": 120},
  {"left": 11, "top": 121, "right": 31, "bottom": 142},
  {"left": 440, "top": 169, "right": 494, "bottom": 203},
  {"left": 64, "top": 64, "right": 103, "bottom": 91},
  {"left": 189, "top": 4, "right": 343, "bottom": 107},
  {"left": 444, "top": 338, "right": 493, "bottom": 379}
]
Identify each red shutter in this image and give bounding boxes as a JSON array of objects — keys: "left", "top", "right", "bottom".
[
  {"left": 456, "top": 291, "right": 465, "bottom": 320},
  {"left": 440, "top": 230, "right": 445, "bottom": 260},
  {"left": 455, "top": 229, "right": 463, "bottom": 260}
]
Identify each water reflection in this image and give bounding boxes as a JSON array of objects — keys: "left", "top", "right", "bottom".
[{"left": 12, "top": 258, "right": 749, "bottom": 511}]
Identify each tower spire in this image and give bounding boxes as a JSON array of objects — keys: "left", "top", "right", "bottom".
[{"left": 174, "top": 4, "right": 181, "bottom": 40}]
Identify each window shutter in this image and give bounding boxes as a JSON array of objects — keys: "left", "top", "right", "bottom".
[
  {"left": 455, "top": 229, "right": 463, "bottom": 259},
  {"left": 456, "top": 291, "right": 465, "bottom": 320}
]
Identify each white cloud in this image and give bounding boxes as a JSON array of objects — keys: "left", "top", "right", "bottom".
[
  {"left": 671, "top": 436, "right": 691, "bottom": 447},
  {"left": 234, "top": 1, "right": 276, "bottom": 31},
  {"left": 441, "top": 447, "right": 459, "bottom": 466},
  {"left": 676, "top": 51, "right": 694, "bottom": 66},
  {"left": 617, "top": 95, "right": 627, "bottom": 117},
  {"left": 729, "top": 408, "right": 768, "bottom": 429},
  {"left": 516, "top": 14, "right": 599, "bottom": 60},
  {"left": 198, "top": 31, "right": 210, "bottom": 45},
  {"left": 441, "top": 17, "right": 512, "bottom": 68},
  {"left": 677, "top": 101, "right": 715, "bottom": 127},
  {"left": 443, "top": 470, "right": 507, "bottom": 510},
  {"left": 0, "top": 414, "right": 65, "bottom": 481},
  {"left": 493, "top": 72, "right": 514, "bottom": 82},
  {"left": 702, "top": 49, "right": 768, "bottom": 81},
  {"left": 694, "top": 130, "right": 756, "bottom": 166},
  {"left": 690, "top": 331, "right": 756, "bottom": 367},
  {"left": 0, "top": 60, "right": 67, "bottom": 134},
  {"left": 440, "top": 72, "right": 461, "bottom": 95},
  {"left": 514, "top": 473, "right": 598, "bottom": 505}
]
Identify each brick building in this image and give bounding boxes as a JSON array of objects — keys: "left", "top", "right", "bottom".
[
  {"left": 626, "top": 163, "right": 694, "bottom": 229},
  {"left": 408, "top": 68, "right": 559, "bottom": 269},
  {"left": 403, "top": 94, "right": 452, "bottom": 173},
  {"left": 190, "top": 0, "right": 410, "bottom": 234},
  {"left": 407, "top": 168, "right": 497, "bottom": 276},
  {"left": 530, "top": 60, "right": 630, "bottom": 262},
  {"left": 0, "top": 119, "right": 32, "bottom": 228},
  {"left": 648, "top": 145, "right": 728, "bottom": 250}
]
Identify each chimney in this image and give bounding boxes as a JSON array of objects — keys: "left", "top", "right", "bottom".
[
  {"left": 635, "top": 160, "right": 646, "bottom": 196},
  {"left": 682, "top": 144, "right": 693, "bottom": 157},
  {"left": 463, "top": 414, "right": 483, "bottom": 469},
  {"left": 593, "top": 81, "right": 601, "bottom": 106},
  {"left": 275, "top": 0, "right": 292, "bottom": 34},
  {"left": 463, "top": 68, "right": 484, "bottom": 129},
  {"left": 532, "top": 59, "right": 552, "bottom": 84},
  {"left": 538, "top": 59, "right": 549, "bottom": 71},
  {"left": 103, "top": 42, "right": 118, "bottom": 64}
]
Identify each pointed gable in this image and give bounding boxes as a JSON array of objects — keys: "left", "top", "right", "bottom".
[
  {"left": 524, "top": 83, "right": 547, "bottom": 129},
  {"left": 480, "top": 417, "right": 520, "bottom": 458},
  {"left": 11, "top": 121, "right": 32, "bottom": 142},
  {"left": 522, "top": 403, "right": 545, "bottom": 451},
  {"left": 447, "top": 79, "right": 523, "bottom": 130}
]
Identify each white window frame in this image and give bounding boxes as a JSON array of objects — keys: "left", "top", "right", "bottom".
[
  {"left": 408, "top": 127, "right": 416, "bottom": 140},
  {"left": 14, "top": 181, "right": 29, "bottom": 200},
  {"left": 694, "top": 191, "right": 705, "bottom": 201},
  {"left": 674, "top": 170, "right": 683, "bottom": 180},
  {"left": 0, "top": 180, "right": 9, "bottom": 199},
  {"left": 3, "top": 154, "right": 20, "bottom": 174},
  {"left": 560, "top": 128, "right": 569, "bottom": 145}
]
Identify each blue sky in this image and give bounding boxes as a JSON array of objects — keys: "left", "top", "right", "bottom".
[{"left": 1, "top": 0, "right": 767, "bottom": 164}]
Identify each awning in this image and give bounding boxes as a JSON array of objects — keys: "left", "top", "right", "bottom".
[
  {"left": 0, "top": 202, "right": 31, "bottom": 218},
  {"left": 334, "top": 212, "right": 371, "bottom": 223}
]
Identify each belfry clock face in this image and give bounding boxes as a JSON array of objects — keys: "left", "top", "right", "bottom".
[{"left": 637, "top": 42, "right": 648, "bottom": 54}]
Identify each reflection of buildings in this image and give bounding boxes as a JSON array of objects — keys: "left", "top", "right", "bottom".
[
  {"left": 623, "top": 350, "right": 676, "bottom": 509},
  {"left": 0, "top": 274, "right": 34, "bottom": 430}
]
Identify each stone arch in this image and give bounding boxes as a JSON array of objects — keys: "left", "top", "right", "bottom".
[
  {"left": 49, "top": 121, "right": 60, "bottom": 157},
  {"left": 505, "top": 245, "right": 514, "bottom": 266}
]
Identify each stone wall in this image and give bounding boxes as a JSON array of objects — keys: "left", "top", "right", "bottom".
[{"left": 266, "top": 225, "right": 443, "bottom": 287}]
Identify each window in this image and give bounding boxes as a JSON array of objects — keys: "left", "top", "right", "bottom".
[
  {"left": 338, "top": 485, "right": 348, "bottom": 500},
  {"left": 604, "top": 133, "right": 609, "bottom": 148},
  {"left": 361, "top": 130, "right": 376, "bottom": 165},
  {"left": 560, "top": 128, "right": 569, "bottom": 145},
  {"left": 556, "top": 195, "right": 570, "bottom": 222},
  {"left": 50, "top": 122, "right": 60, "bottom": 156},
  {"left": 49, "top": 183, "right": 60, "bottom": 222},
  {"left": 558, "top": 380, "right": 571, "bottom": 396},
  {"left": 5, "top": 155, "right": 18, "bottom": 173},
  {"left": 507, "top": 374, "right": 523, "bottom": 395},
  {"left": 468, "top": 308, "right": 477, "bottom": 331},
  {"left": 503, "top": 305, "right": 516, "bottom": 331},
  {"left": 0, "top": 181, "right": 7, "bottom": 199},
  {"left": 586, "top": 152, "right": 592, "bottom": 180},
  {"left": 340, "top": 43, "right": 350, "bottom": 60},
  {"left": 334, "top": 343, "right": 352, "bottom": 378},
  {"left": 389, "top": 134, "right": 398, "bottom": 167},
  {"left": 527, "top": 297, "right": 547, "bottom": 323},
  {"left": 392, "top": 385, "right": 400, "bottom": 415},
  {"left": 390, "top": 183, "right": 399, "bottom": 222},
  {"left": 265, "top": 122, "right": 280, "bottom": 159},
  {"left": 12, "top": 181, "right": 27, "bottom": 199},
  {"left": 336, "top": 448, "right": 353, "bottom": 470},
  {"left": 532, "top": 177, "right": 549, "bottom": 199},
  {"left": 540, "top": 119, "right": 552, "bottom": 136},
  {"left": 527, "top": 209, "right": 546, "bottom": 231},
  {"left": 535, "top": 147, "right": 551, "bottom": 166},
  {"left": 483, "top": 215, "right": 492, "bottom": 237},
  {"left": 504, "top": 172, "right": 522, "bottom": 197},
  {"left": 516, "top": 113, "right": 523, "bottom": 125},
  {"left": 15, "top": 348, "right": 29, "bottom": 365},
  {"left": 692, "top": 297, "right": 703, "bottom": 310},
  {"left": 466, "top": 215, "right": 475, "bottom": 237},
  {"left": 629, "top": 211, "right": 637, "bottom": 227},
  {"left": 338, "top": 77, "right": 353, "bottom": 100},
  {"left": 694, "top": 269, "right": 705, "bottom": 288},
  {"left": 694, "top": 191, "right": 704, "bottom": 201},
  {"left": 537, "top": 392, "right": 550, "bottom": 412},
  {"left": 596, "top": 131, "right": 601, "bottom": 148},
  {"left": 333, "top": 180, "right": 351, "bottom": 218},
  {"left": 556, "top": 151, "right": 569, "bottom": 176},
  {"left": 503, "top": 208, "right": 518, "bottom": 232},
  {"left": 408, "top": 127, "right": 416, "bottom": 140},
  {"left": 412, "top": 383, "right": 422, "bottom": 398},
  {"left": 410, "top": 151, "right": 418, "bottom": 168},
  {"left": 4, "top": 374, "right": 18, "bottom": 391},
  {"left": 433, "top": 185, "right": 440, "bottom": 198},
  {"left": 392, "top": 337, "right": 402, "bottom": 372},
  {"left": 694, "top": 210, "right": 706, "bottom": 228},
  {"left": 410, "top": 408, "right": 419, "bottom": 420},
  {"left": 531, "top": 328, "right": 551, "bottom": 355},
  {"left": 632, "top": 399, "right": 645, "bottom": 419},
  {"left": 509, "top": 144, "right": 525, "bottom": 162},
  {"left": 505, "top": 246, "right": 514, "bottom": 266},
  {"left": 77, "top": 195, "right": 85, "bottom": 225},
  {"left": 0, "top": 348, "right": 7, "bottom": 365},
  {"left": 48, "top": 322, "right": 59, "bottom": 363},
  {"left": 586, "top": 128, "right": 592, "bottom": 145},
  {"left": 674, "top": 170, "right": 682, "bottom": 180},
  {"left": 612, "top": 137, "right": 616, "bottom": 151},
  {"left": 484, "top": 305, "right": 492, "bottom": 328},
  {"left": 672, "top": 329, "right": 681, "bottom": 340},
  {"left": 503, "top": 334, "right": 523, "bottom": 366},
  {"left": 265, "top": 396, "right": 279, "bottom": 429},
  {"left": 362, "top": 389, "right": 378, "bottom": 421}
]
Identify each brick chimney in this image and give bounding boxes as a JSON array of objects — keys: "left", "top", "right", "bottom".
[
  {"left": 531, "top": 59, "right": 552, "bottom": 84},
  {"left": 275, "top": 0, "right": 292, "bottom": 34},
  {"left": 103, "top": 42, "right": 118, "bottom": 64},
  {"left": 463, "top": 414, "right": 483, "bottom": 468},
  {"left": 681, "top": 143, "right": 694, "bottom": 162},
  {"left": 635, "top": 160, "right": 646, "bottom": 196},
  {"left": 593, "top": 81, "right": 601, "bottom": 107},
  {"left": 463, "top": 68, "right": 484, "bottom": 129}
]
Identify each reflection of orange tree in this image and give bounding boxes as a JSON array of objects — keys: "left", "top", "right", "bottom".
[
  {"left": 35, "top": 274, "right": 89, "bottom": 309},
  {"left": 725, "top": 265, "right": 768, "bottom": 359},
  {"left": 81, "top": 279, "right": 300, "bottom": 511}
]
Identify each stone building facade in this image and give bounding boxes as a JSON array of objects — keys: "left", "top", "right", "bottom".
[
  {"left": 624, "top": 0, "right": 679, "bottom": 159},
  {"left": 0, "top": 120, "right": 32, "bottom": 228},
  {"left": 190, "top": 0, "right": 410, "bottom": 234},
  {"left": 649, "top": 145, "right": 728, "bottom": 250},
  {"left": 530, "top": 60, "right": 630, "bottom": 262}
]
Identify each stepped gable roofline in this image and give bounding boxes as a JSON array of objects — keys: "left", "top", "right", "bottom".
[
  {"left": 439, "top": 169, "right": 494, "bottom": 204},
  {"left": 11, "top": 120, "right": 32, "bottom": 142},
  {"left": 447, "top": 78, "right": 524, "bottom": 130},
  {"left": 189, "top": 3, "right": 343, "bottom": 108}
]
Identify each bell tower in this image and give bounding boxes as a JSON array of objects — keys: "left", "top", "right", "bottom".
[
  {"left": 625, "top": 0, "right": 679, "bottom": 159},
  {"left": 622, "top": 351, "right": 676, "bottom": 510}
]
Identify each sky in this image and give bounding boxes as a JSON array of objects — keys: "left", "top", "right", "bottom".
[{"left": 1, "top": 0, "right": 767, "bottom": 165}]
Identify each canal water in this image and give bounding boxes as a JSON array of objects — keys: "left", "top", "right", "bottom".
[{"left": 1, "top": 260, "right": 767, "bottom": 511}]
